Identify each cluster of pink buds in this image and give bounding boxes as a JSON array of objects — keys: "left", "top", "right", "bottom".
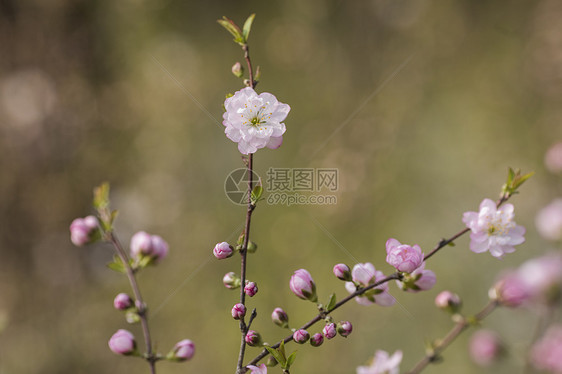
[
  {"left": 130, "top": 231, "right": 168, "bottom": 263},
  {"left": 70, "top": 215, "right": 99, "bottom": 246}
]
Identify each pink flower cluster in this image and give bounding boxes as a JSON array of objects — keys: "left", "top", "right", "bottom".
[
  {"left": 344, "top": 263, "right": 395, "bottom": 307},
  {"left": 463, "top": 199, "right": 525, "bottom": 258},
  {"left": 70, "top": 215, "right": 98, "bottom": 246},
  {"left": 130, "top": 231, "right": 169, "bottom": 262}
]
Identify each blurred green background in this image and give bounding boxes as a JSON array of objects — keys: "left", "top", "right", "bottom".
[{"left": 1, "top": 0, "right": 561, "bottom": 373}]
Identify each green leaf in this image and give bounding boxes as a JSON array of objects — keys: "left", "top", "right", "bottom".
[
  {"left": 285, "top": 351, "right": 297, "bottom": 369},
  {"left": 251, "top": 184, "right": 263, "bottom": 204},
  {"left": 279, "top": 340, "right": 286, "bottom": 359},
  {"left": 325, "top": 293, "right": 337, "bottom": 312},
  {"left": 107, "top": 256, "right": 126, "bottom": 273},
  {"left": 242, "top": 13, "right": 256, "bottom": 41},
  {"left": 264, "top": 346, "right": 285, "bottom": 366},
  {"left": 93, "top": 182, "right": 110, "bottom": 210},
  {"left": 447, "top": 241, "right": 455, "bottom": 247}
]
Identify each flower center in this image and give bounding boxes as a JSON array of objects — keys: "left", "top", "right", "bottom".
[{"left": 486, "top": 214, "right": 512, "bottom": 236}]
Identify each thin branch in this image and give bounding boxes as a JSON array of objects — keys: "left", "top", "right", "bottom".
[
  {"left": 109, "top": 233, "right": 156, "bottom": 374},
  {"left": 405, "top": 300, "right": 499, "bottom": 374}
]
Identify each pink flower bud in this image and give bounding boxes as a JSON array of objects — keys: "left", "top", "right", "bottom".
[
  {"left": 213, "top": 242, "right": 233, "bottom": 260},
  {"left": 223, "top": 272, "right": 240, "bottom": 289},
  {"left": 337, "top": 321, "right": 353, "bottom": 337},
  {"left": 245, "top": 330, "right": 262, "bottom": 346},
  {"left": 469, "top": 330, "right": 502, "bottom": 366},
  {"left": 232, "top": 62, "right": 244, "bottom": 78},
  {"left": 130, "top": 231, "right": 153, "bottom": 257},
  {"left": 231, "top": 303, "right": 246, "bottom": 320},
  {"left": 435, "top": 291, "right": 462, "bottom": 313},
  {"left": 69, "top": 215, "right": 99, "bottom": 246},
  {"left": 170, "top": 339, "right": 195, "bottom": 361},
  {"left": 385, "top": 238, "right": 424, "bottom": 273},
  {"left": 108, "top": 329, "right": 136, "bottom": 355},
  {"left": 150, "top": 235, "right": 169, "bottom": 262},
  {"left": 289, "top": 269, "right": 317, "bottom": 302},
  {"left": 293, "top": 329, "right": 310, "bottom": 344},
  {"left": 333, "top": 263, "right": 352, "bottom": 281},
  {"left": 113, "top": 293, "right": 133, "bottom": 310},
  {"left": 271, "top": 307, "right": 289, "bottom": 328},
  {"left": 310, "top": 333, "right": 324, "bottom": 347},
  {"left": 244, "top": 281, "right": 258, "bottom": 297},
  {"left": 323, "top": 323, "right": 337, "bottom": 339},
  {"left": 492, "top": 273, "right": 529, "bottom": 307}
]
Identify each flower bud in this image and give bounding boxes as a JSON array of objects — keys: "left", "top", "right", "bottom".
[
  {"left": 232, "top": 62, "right": 244, "bottom": 78},
  {"left": 536, "top": 199, "right": 562, "bottom": 241},
  {"left": 435, "top": 291, "right": 462, "bottom": 314},
  {"left": 150, "top": 235, "right": 169, "bottom": 262},
  {"left": 333, "top": 263, "right": 352, "bottom": 281},
  {"left": 271, "top": 307, "right": 289, "bottom": 328},
  {"left": 289, "top": 269, "right": 317, "bottom": 302},
  {"left": 247, "top": 241, "right": 258, "bottom": 253},
  {"left": 337, "top": 321, "right": 353, "bottom": 337},
  {"left": 213, "top": 242, "right": 234, "bottom": 260},
  {"left": 310, "top": 333, "right": 324, "bottom": 347},
  {"left": 130, "top": 231, "right": 153, "bottom": 257},
  {"left": 108, "top": 329, "right": 136, "bottom": 355},
  {"left": 69, "top": 215, "right": 99, "bottom": 246},
  {"left": 247, "top": 363, "right": 268, "bottom": 373},
  {"left": 293, "top": 329, "right": 310, "bottom": 344},
  {"left": 492, "top": 273, "right": 529, "bottom": 307},
  {"left": 113, "top": 293, "right": 133, "bottom": 311},
  {"left": 168, "top": 339, "right": 195, "bottom": 361},
  {"left": 245, "top": 330, "right": 262, "bottom": 346},
  {"left": 244, "top": 281, "right": 258, "bottom": 297},
  {"left": 125, "top": 310, "right": 140, "bottom": 324},
  {"left": 386, "top": 238, "right": 424, "bottom": 273},
  {"left": 469, "top": 330, "right": 503, "bottom": 366},
  {"left": 223, "top": 272, "right": 241, "bottom": 289},
  {"left": 545, "top": 142, "right": 562, "bottom": 174},
  {"left": 323, "top": 323, "right": 337, "bottom": 339},
  {"left": 231, "top": 303, "right": 246, "bottom": 320}
]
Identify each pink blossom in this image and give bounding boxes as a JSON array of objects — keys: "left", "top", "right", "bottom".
[
  {"left": 536, "top": 199, "right": 562, "bottom": 241},
  {"left": 396, "top": 262, "right": 436, "bottom": 292},
  {"left": 244, "top": 281, "right": 258, "bottom": 297},
  {"left": 357, "top": 350, "right": 403, "bottom": 374},
  {"left": 310, "top": 333, "right": 324, "bottom": 347},
  {"left": 223, "top": 87, "right": 290, "bottom": 155},
  {"left": 271, "top": 307, "right": 289, "bottom": 327},
  {"left": 293, "top": 329, "right": 310, "bottom": 344},
  {"left": 130, "top": 231, "right": 169, "bottom": 263},
  {"left": 333, "top": 263, "right": 352, "bottom": 281},
  {"left": 462, "top": 198, "right": 525, "bottom": 258},
  {"left": 290, "top": 269, "right": 317, "bottom": 302},
  {"left": 323, "top": 323, "right": 337, "bottom": 339},
  {"left": 150, "top": 235, "right": 168, "bottom": 262},
  {"left": 213, "top": 242, "right": 233, "bottom": 260},
  {"left": 223, "top": 272, "right": 240, "bottom": 289},
  {"left": 113, "top": 293, "right": 133, "bottom": 310},
  {"left": 246, "top": 364, "right": 268, "bottom": 374},
  {"left": 171, "top": 339, "right": 195, "bottom": 361},
  {"left": 545, "top": 142, "right": 562, "bottom": 173},
  {"left": 469, "top": 330, "right": 502, "bottom": 366},
  {"left": 531, "top": 325, "right": 562, "bottom": 373},
  {"left": 108, "top": 329, "right": 136, "bottom": 355},
  {"left": 231, "top": 303, "right": 246, "bottom": 320},
  {"left": 69, "top": 215, "right": 98, "bottom": 246},
  {"left": 385, "top": 238, "right": 424, "bottom": 273},
  {"left": 345, "top": 263, "right": 395, "bottom": 307}
]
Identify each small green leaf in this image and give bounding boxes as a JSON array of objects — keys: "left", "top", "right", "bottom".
[
  {"left": 279, "top": 340, "right": 286, "bottom": 359},
  {"left": 264, "top": 346, "right": 285, "bottom": 366},
  {"left": 251, "top": 184, "right": 263, "bottom": 204},
  {"left": 217, "top": 17, "right": 243, "bottom": 39},
  {"left": 285, "top": 351, "right": 297, "bottom": 369},
  {"left": 93, "top": 182, "right": 110, "bottom": 210},
  {"left": 107, "top": 259, "right": 126, "bottom": 274},
  {"left": 447, "top": 241, "right": 455, "bottom": 247},
  {"left": 325, "top": 293, "right": 337, "bottom": 312},
  {"left": 242, "top": 13, "right": 256, "bottom": 41}
]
